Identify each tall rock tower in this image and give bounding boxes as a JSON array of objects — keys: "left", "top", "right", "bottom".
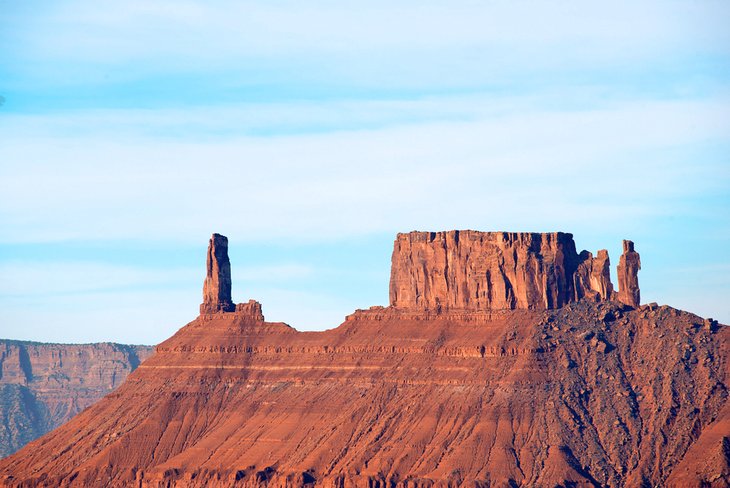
[
  {"left": 617, "top": 240, "right": 641, "bottom": 308},
  {"left": 200, "top": 233, "right": 235, "bottom": 314}
]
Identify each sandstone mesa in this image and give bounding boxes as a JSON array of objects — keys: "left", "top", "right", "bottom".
[{"left": 0, "top": 230, "right": 726, "bottom": 488}]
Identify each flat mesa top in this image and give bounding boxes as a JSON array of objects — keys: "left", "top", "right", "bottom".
[{"left": 396, "top": 230, "right": 574, "bottom": 242}]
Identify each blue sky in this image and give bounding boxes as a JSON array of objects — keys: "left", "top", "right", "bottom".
[{"left": 1, "top": 1, "right": 729, "bottom": 344}]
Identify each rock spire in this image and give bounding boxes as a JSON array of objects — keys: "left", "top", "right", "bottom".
[
  {"left": 200, "top": 233, "right": 235, "bottom": 314},
  {"left": 617, "top": 239, "right": 641, "bottom": 308}
]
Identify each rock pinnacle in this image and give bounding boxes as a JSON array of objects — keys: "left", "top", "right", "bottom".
[
  {"left": 617, "top": 239, "right": 641, "bottom": 308},
  {"left": 200, "top": 233, "right": 235, "bottom": 314}
]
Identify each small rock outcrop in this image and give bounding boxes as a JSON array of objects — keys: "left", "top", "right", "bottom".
[
  {"left": 200, "top": 234, "right": 235, "bottom": 314},
  {"left": 236, "top": 300, "right": 265, "bottom": 321},
  {"left": 617, "top": 239, "right": 641, "bottom": 308},
  {"left": 390, "top": 230, "right": 638, "bottom": 311}
]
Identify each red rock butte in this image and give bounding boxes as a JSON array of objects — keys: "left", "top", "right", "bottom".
[
  {"left": 0, "top": 231, "right": 726, "bottom": 488},
  {"left": 200, "top": 233, "right": 235, "bottom": 314},
  {"left": 389, "top": 231, "right": 639, "bottom": 311}
]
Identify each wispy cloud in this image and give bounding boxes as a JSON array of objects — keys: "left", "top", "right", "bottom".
[
  {"left": 8, "top": 2, "right": 730, "bottom": 65},
  {"left": 0, "top": 262, "right": 197, "bottom": 296},
  {"left": 3, "top": 0, "right": 729, "bottom": 102},
  {"left": 1, "top": 95, "right": 727, "bottom": 244},
  {"left": 0, "top": 259, "right": 364, "bottom": 342}
]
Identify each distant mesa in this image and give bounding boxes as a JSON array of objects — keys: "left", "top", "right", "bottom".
[{"left": 0, "top": 340, "right": 153, "bottom": 457}]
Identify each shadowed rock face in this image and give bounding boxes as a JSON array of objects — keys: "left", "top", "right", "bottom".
[
  {"left": 574, "top": 249, "right": 614, "bottom": 303},
  {"left": 0, "top": 340, "right": 153, "bottom": 458},
  {"left": 0, "top": 231, "right": 723, "bottom": 488},
  {"left": 617, "top": 240, "right": 641, "bottom": 308},
  {"left": 201, "top": 233, "right": 235, "bottom": 314},
  {"left": 389, "top": 231, "right": 630, "bottom": 311}
]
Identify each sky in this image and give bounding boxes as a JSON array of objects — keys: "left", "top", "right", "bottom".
[{"left": 1, "top": 1, "right": 729, "bottom": 344}]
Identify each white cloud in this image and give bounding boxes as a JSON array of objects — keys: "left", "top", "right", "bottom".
[
  {"left": 0, "top": 262, "right": 197, "bottom": 295},
  {"left": 236, "top": 264, "right": 313, "bottom": 282},
  {"left": 0, "top": 261, "right": 318, "bottom": 296},
  {"left": 15, "top": 1, "right": 730, "bottom": 60},
  {"left": 1, "top": 95, "right": 727, "bottom": 244},
  {"left": 5, "top": 0, "right": 729, "bottom": 90},
  {"left": 0, "top": 289, "right": 199, "bottom": 344}
]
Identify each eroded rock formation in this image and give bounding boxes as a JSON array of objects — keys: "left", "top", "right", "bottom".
[
  {"left": 574, "top": 249, "right": 614, "bottom": 302},
  {"left": 1, "top": 302, "right": 725, "bottom": 487},
  {"left": 200, "top": 233, "right": 235, "bottom": 314},
  {"left": 0, "top": 340, "right": 153, "bottom": 457},
  {"left": 390, "top": 231, "right": 635, "bottom": 311},
  {"left": 0, "top": 231, "right": 720, "bottom": 488},
  {"left": 617, "top": 239, "right": 641, "bottom": 308}
]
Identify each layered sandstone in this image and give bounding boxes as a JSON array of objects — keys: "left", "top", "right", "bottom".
[
  {"left": 0, "top": 302, "right": 724, "bottom": 488},
  {"left": 389, "top": 231, "right": 632, "bottom": 311},
  {"left": 0, "top": 340, "right": 153, "bottom": 457},
  {"left": 201, "top": 233, "right": 235, "bottom": 314}
]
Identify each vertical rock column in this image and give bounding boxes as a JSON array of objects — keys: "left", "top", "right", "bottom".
[
  {"left": 590, "top": 250, "right": 614, "bottom": 300},
  {"left": 617, "top": 240, "right": 641, "bottom": 308},
  {"left": 200, "top": 233, "right": 235, "bottom": 314}
]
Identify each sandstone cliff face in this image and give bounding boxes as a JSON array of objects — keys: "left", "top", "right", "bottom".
[
  {"left": 0, "top": 340, "right": 153, "bottom": 457},
  {"left": 389, "top": 231, "right": 632, "bottom": 311},
  {"left": 201, "top": 233, "right": 235, "bottom": 314}
]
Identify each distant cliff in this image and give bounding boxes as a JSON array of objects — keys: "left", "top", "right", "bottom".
[{"left": 0, "top": 340, "right": 154, "bottom": 457}]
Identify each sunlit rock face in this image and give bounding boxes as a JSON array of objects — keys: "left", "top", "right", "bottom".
[
  {"left": 1, "top": 231, "right": 724, "bottom": 488},
  {"left": 389, "top": 230, "right": 634, "bottom": 311}
]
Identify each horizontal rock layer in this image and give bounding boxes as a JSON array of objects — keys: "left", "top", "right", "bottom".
[{"left": 0, "top": 303, "right": 725, "bottom": 487}]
